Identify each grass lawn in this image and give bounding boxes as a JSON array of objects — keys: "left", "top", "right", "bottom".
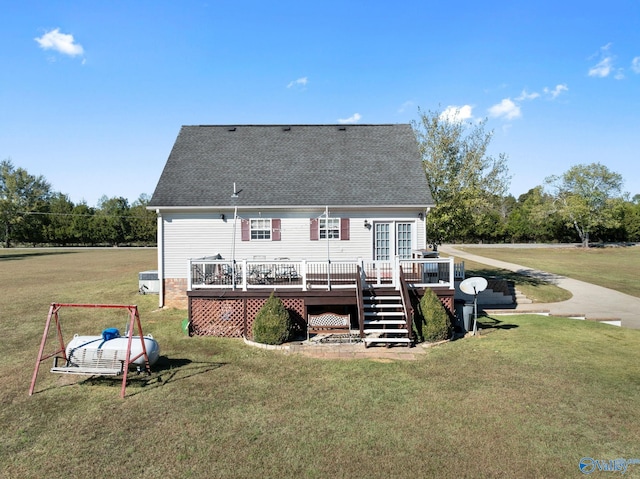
[
  {"left": 2, "top": 248, "right": 640, "bottom": 478},
  {"left": 459, "top": 245, "right": 640, "bottom": 299}
]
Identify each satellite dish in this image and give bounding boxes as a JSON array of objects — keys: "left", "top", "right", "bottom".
[
  {"left": 459, "top": 277, "right": 488, "bottom": 336},
  {"left": 460, "top": 277, "right": 488, "bottom": 295}
]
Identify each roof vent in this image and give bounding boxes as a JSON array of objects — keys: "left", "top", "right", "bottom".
[
  {"left": 338, "top": 126, "right": 347, "bottom": 131},
  {"left": 227, "top": 127, "right": 237, "bottom": 132},
  {"left": 282, "top": 126, "right": 291, "bottom": 131}
]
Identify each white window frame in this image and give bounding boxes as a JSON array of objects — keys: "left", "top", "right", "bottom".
[
  {"left": 250, "top": 218, "right": 272, "bottom": 240},
  {"left": 319, "top": 217, "right": 340, "bottom": 240},
  {"left": 373, "top": 221, "right": 416, "bottom": 260}
]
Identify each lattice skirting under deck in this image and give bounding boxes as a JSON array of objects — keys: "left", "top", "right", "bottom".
[
  {"left": 439, "top": 296, "right": 454, "bottom": 316},
  {"left": 190, "top": 297, "right": 305, "bottom": 338}
]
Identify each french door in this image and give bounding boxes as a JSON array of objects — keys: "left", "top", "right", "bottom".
[{"left": 374, "top": 222, "right": 413, "bottom": 260}]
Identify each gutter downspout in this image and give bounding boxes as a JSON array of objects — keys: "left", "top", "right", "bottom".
[
  {"left": 231, "top": 206, "right": 238, "bottom": 289},
  {"left": 325, "top": 205, "right": 331, "bottom": 290},
  {"left": 156, "top": 209, "right": 164, "bottom": 308}
]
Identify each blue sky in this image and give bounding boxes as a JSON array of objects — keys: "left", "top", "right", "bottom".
[{"left": 2, "top": 1, "right": 639, "bottom": 206}]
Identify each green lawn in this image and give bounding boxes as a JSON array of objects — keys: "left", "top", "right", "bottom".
[
  {"left": 458, "top": 245, "right": 640, "bottom": 298},
  {"left": 2, "top": 248, "right": 640, "bottom": 478}
]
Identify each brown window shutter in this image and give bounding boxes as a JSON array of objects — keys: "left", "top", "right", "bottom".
[
  {"left": 310, "top": 218, "right": 319, "bottom": 240},
  {"left": 241, "top": 219, "right": 250, "bottom": 241},
  {"left": 272, "top": 219, "right": 281, "bottom": 241},
  {"left": 340, "top": 218, "right": 350, "bottom": 240}
]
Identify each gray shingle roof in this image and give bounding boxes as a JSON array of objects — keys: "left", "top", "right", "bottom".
[{"left": 149, "top": 124, "right": 433, "bottom": 208}]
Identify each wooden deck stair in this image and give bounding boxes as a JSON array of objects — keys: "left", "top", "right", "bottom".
[{"left": 362, "top": 288, "right": 411, "bottom": 347}]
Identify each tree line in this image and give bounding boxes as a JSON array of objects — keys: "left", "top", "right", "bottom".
[
  {"left": 0, "top": 159, "right": 156, "bottom": 247},
  {"left": 414, "top": 108, "right": 639, "bottom": 247},
  {"left": 3, "top": 110, "right": 639, "bottom": 248}
]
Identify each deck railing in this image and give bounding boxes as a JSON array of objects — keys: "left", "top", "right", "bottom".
[
  {"left": 188, "top": 256, "right": 459, "bottom": 292},
  {"left": 398, "top": 266, "right": 414, "bottom": 341}
]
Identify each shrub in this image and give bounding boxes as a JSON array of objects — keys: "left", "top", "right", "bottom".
[
  {"left": 419, "top": 288, "right": 452, "bottom": 342},
  {"left": 252, "top": 293, "right": 291, "bottom": 345}
]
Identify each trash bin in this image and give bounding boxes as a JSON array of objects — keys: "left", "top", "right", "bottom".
[{"left": 462, "top": 303, "right": 474, "bottom": 333}]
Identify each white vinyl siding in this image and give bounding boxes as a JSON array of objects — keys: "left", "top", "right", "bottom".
[{"left": 160, "top": 210, "right": 426, "bottom": 278}]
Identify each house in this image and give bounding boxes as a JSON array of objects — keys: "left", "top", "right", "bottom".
[{"left": 148, "top": 124, "right": 457, "bottom": 345}]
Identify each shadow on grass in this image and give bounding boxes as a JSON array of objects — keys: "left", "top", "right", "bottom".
[
  {"left": 0, "top": 250, "right": 78, "bottom": 261},
  {"left": 466, "top": 267, "right": 561, "bottom": 287},
  {"left": 85, "top": 356, "right": 227, "bottom": 396},
  {"left": 33, "top": 357, "right": 227, "bottom": 397},
  {"left": 476, "top": 314, "right": 519, "bottom": 332}
]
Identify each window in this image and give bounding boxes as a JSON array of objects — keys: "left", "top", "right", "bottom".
[
  {"left": 396, "top": 223, "right": 412, "bottom": 259},
  {"left": 319, "top": 217, "right": 340, "bottom": 239},
  {"left": 241, "top": 218, "right": 280, "bottom": 241},
  {"left": 310, "top": 217, "right": 349, "bottom": 241},
  {"left": 250, "top": 219, "right": 271, "bottom": 240}
]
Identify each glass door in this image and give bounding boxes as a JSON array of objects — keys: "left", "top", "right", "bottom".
[
  {"left": 396, "top": 223, "right": 412, "bottom": 259},
  {"left": 374, "top": 223, "right": 390, "bottom": 260},
  {"left": 373, "top": 222, "right": 413, "bottom": 260}
]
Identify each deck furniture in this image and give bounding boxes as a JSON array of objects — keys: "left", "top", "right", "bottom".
[{"left": 307, "top": 312, "right": 352, "bottom": 342}]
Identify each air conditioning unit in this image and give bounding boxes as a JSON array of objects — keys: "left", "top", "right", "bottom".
[{"left": 138, "top": 270, "right": 159, "bottom": 294}]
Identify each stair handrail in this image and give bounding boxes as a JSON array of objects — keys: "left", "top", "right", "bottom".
[
  {"left": 355, "top": 265, "right": 365, "bottom": 338},
  {"left": 398, "top": 265, "right": 414, "bottom": 342}
]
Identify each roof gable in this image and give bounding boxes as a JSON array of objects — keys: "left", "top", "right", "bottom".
[{"left": 149, "top": 124, "right": 433, "bottom": 208}]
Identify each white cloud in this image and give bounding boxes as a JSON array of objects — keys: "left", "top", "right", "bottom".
[
  {"left": 337, "top": 113, "right": 361, "bottom": 124},
  {"left": 516, "top": 89, "right": 540, "bottom": 101},
  {"left": 543, "top": 84, "right": 568, "bottom": 99},
  {"left": 287, "top": 77, "right": 308, "bottom": 89},
  {"left": 588, "top": 43, "right": 620, "bottom": 78},
  {"left": 397, "top": 101, "right": 414, "bottom": 114},
  {"left": 35, "top": 28, "right": 84, "bottom": 56},
  {"left": 488, "top": 98, "right": 521, "bottom": 120},
  {"left": 439, "top": 105, "right": 473, "bottom": 123},
  {"left": 632, "top": 57, "right": 640, "bottom": 74},
  {"left": 589, "top": 57, "right": 613, "bottom": 77}
]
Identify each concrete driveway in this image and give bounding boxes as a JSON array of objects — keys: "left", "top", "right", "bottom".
[{"left": 439, "top": 245, "right": 640, "bottom": 330}]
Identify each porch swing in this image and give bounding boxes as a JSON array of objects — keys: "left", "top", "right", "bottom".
[{"left": 29, "top": 303, "right": 160, "bottom": 399}]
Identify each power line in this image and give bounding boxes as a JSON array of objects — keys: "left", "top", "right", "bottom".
[{"left": 15, "top": 211, "right": 155, "bottom": 220}]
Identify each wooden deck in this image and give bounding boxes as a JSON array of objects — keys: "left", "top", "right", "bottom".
[{"left": 187, "top": 286, "right": 455, "bottom": 339}]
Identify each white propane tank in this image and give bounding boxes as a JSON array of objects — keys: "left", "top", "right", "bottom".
[{"left": 65, "top": 329, "right": 160, "bottom": 368}]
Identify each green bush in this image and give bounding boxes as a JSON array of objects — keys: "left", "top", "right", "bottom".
[
  {"left": 419, "top": 288, "right": 452, "bottom": 342},
  {"left": 252, "top": 293, "right": 292, "bottom": 345}
]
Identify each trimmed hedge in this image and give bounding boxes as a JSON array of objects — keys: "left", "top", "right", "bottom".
[
  {"left": 252, "top": 293, "right": 292, "bottom": 345},
  {"left": 419, "top": 288, "right": 452, "bottom": 342}
]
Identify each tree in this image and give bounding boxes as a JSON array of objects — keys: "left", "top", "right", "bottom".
[
  {"left": 95, "top": 196, "right": 131, "bottom": 246},
  {"left": 505, "top": 187, "right": 565, "bottom": 242},
  {"left": 545, "top": 163, "right": 625, "bottom": 247},
  {"left": 71, "top": 202, "right": 97, "bottom": 245},
  {"left": 620, "top": 201, "right": 640, "bottom": 242},
  {"left": 43, "top": 193, "right": 75, "bottom": 245},
  {"left": 413, "top": 108, "right": 511, "bottom": 243},
  {"left": 129, "top": 194, "right": 157, "bottom": 245},
  {"left": 0, "top": 159, "right": 52, "bottom": 247}
]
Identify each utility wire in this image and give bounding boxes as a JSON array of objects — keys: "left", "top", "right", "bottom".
[{"left": 14, "top": 211, "right": 155, "bottom": 219}]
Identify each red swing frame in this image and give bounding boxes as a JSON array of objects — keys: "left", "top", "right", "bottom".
[{"left": 29, "top": 303, "right": 152, "bottom": 399}]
